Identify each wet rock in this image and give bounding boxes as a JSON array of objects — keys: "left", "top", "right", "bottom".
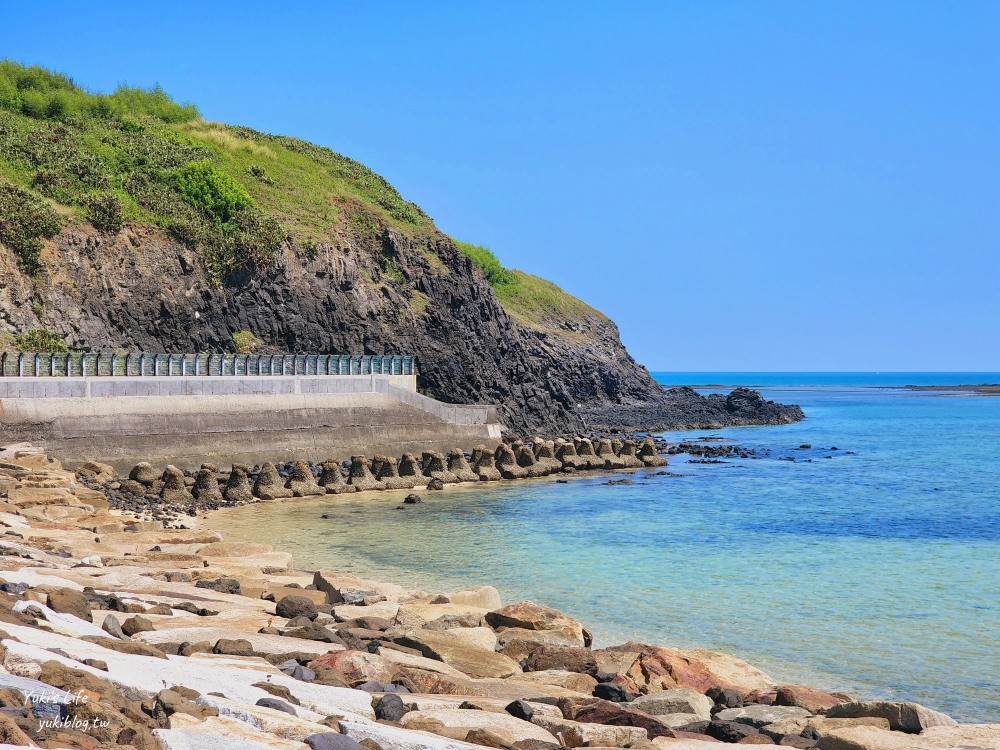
[
  {"left": 427, "top": 478, "right": 445, "bottom": 491},
  {"left": 404, "top": 493, "right": 422, "bottom": 504},
  {"left": 223, "top": 464, "right": 254, "bottom": 503}
]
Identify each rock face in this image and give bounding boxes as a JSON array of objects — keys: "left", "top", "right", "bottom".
[{"left": 2, "top": 223, "right": 802, "bottom": 434}]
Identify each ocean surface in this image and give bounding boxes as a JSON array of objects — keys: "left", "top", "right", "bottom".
[{"left": 212, "top": 373, "right": 1000, "bottom": 722}]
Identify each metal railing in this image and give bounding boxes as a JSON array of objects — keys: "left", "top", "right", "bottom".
[{"left": 0, "top": 353, "right": 416, "bottom": 378}]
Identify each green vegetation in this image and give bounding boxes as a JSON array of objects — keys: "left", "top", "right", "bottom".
[
  {"left": 232, "top": 330, "right": 264, "bottom": 354},
  {"left": 455, "top": 241, "right": 517, "bottom": 288},
  {"left": 495, "top": 270, "right": 608, "bottom": 334},
  {"left": 13, "top": 327, "right": 68, "bottom": 352},
  {"left": 174, "top": 160, "right": 252, "bottom": 223},
  {"left": 0, "top": 180, "right": 61, "bottom": 272},
  {"left": 0, "top": 60, "right": 427, "bottom": 281}
]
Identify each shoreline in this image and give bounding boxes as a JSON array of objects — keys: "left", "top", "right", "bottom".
[{"left": 0, "top": 444, "right": 995, "bottom": 749}]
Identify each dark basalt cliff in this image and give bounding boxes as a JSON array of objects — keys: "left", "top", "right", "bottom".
[{"left": 0, "top": 223, "right": 803, "bottom": 434}]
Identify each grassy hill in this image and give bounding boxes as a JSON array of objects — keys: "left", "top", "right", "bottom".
[{"left": 0, "top": 61, "right": 596, "bottom": 332}]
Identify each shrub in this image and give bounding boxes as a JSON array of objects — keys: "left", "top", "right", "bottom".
[
  {"left": 14, "top": 328, "right": 68, "bottom": 352},
  {"left": 87, "top": 193, "right": 124, "bottom": 233},
  {"left": 455, "top": 240, "right": 517, "bottom": 288},
  {"left": 174, "top": 160, "right": 252, "bottom": 223},
  {"left": 0, "top": 181, "right": 61, "bottom": 272},
  {"left": 232, "top": 330, "right": 263, "bottom": 354},
  {"left": 222, "top": 208, "right": 284, "bottom": 271}
]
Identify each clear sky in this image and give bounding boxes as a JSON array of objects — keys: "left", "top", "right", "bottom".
[{"left": 4, "top": 2, "right": 999, "bottom": 371}]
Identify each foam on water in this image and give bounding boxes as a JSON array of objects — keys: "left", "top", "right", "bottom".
[{"left": 211, "top": 374, "right": 1000, "bottom": 722}]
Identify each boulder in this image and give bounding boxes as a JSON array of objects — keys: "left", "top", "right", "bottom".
[
  {"left": 445, "top": 586, "right": 502, "bottom": 611},
  {"left": 254, "top": 462, "right": 293, "bottom": 501},
  {"left": 161, "top": 465, "right": 195, "bottom": 504},
  {"left": 813, "top": 724, "right": 1000, "bottom": 749},
  {"left": 515, "top": 670, "right": 598, "bottom": 695},
  {"left": 559, "top": 697, "right": 677, "bottom": 739},
  {"left": 223, "top": 464, "right": 255, "bottom": 503},
  {"left": 523, "top": 644, "right": 598, "bottom": 676},
  {"left": 193, "top": 466, "right": 224, "bottom": 503},
  {"left": 632, "top": 688, "right": 714, "bottom": 720},
  {"left": 400, "top": 708, "right": 559, "bottom": 745},
  {"left": 213, "top": 638, "right": 255, "bottom": 656},
  {"left": 120, "top": 614, "right": 156, "bottom": 636},
  {"left": 129, "top": 461, "right": 159, "bottom": 484},
  {"left": 706, "top": 719, "right": 760, "bottom": 742},
  {"left": 486, "top": 602, "right": 588, "bottom": 647},
  {"left": 276, "top": 595, "right": 319, "bottom": 621},
  {"left": 309, "top": 650, "right": 395, "bottom": 687},
  {"left": 533, "top": 715, "right": 648, "bottom": 748},
  {"left": 760, "top": 716, "right": 891, "bottom": 742},
  {"left": 288, "top": 460, "right": 324, "bottom": 496},
  {"left": 375, "top": 693, "right": 407, "bottom": 722},
  {"left": 716, "top": 705, "right": 813, "bottom": 728},
  {"left": 448, "top": 449, "right": 479, "bottom": 483},
  {"left": 348, "top": 455, "right": 383, "bottom": 491},
  {"left": 599, "top": 643, "right": 774, "bottom": 696},
  {"left": 775, "top": 685, "right": 846, "bottom": 714},
  {"left": 824, "top": 701, "right": 957, "bottom": 734},
  {"left": 46, "top": 587, "right": 92, "bottom": 621},
  {"left": 594, "top": 682, "right": 631, "bottom": 702},
  {"left": 471, "top": 446, "right": 502, "bottom": 481},
  {"left": 320, "top": 460, "right": 351, "bottom": 493},
  {"left": 392, "top": 629, "right": 522, "bottom": 679}
]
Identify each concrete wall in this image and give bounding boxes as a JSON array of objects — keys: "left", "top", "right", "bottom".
[{"left": 0, "top": 374, "right": 503, "bottom": 470}]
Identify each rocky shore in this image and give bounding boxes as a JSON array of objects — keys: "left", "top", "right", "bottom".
[{"left": 0, "top": 445, "right": 996, "bottom": 750}]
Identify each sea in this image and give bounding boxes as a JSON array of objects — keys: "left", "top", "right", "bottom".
[{"left": 211, "top": 373, "right": 1000, "bottom": 722}]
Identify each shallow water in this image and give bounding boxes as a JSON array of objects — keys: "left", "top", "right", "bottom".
[{"left": 211, "top": 374, "right": 1000, "bottom": 722}]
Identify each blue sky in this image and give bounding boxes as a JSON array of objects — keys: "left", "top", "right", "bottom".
[{"left": 4, "top": 2, "right": 999, "bottom": 371}]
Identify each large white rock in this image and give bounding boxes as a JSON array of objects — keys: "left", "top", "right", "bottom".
[
  {"left": 815, "top": 723, "right": 1000, "bottom": 750},
  {"left": 533, "top": 714, "right": 647, "bottom": 748},
  {"left": 154, "top": 713, "right": 309, "bottom": 749},
  {"left": 341, "top": 718, "right": 486, "bottom": 750},
  {"left": 825, "top": 701, "right": 957, "bottom": 734},
  {"left": 0, "top": 623, "right": 374, "bottom": 720},
  {"left": 400, "top": 708, "right": 557, "bottom": 744},
  {"left": 443, "top": 586, "right": 501, "bottom": 611},
  {"left": 12, "top": 599, "right": 109, "bottom": 638}
]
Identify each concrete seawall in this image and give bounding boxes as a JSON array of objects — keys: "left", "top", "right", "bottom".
[{"left": 0, "top": 375, "right": 503, "bottom": 470}]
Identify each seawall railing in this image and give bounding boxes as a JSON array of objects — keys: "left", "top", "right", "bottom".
[{"left": 0, "top": 353, "right": 415, "bottom": 378}]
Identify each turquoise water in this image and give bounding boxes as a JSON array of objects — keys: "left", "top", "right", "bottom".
[{"left": 214, "top": 374, "right": 1000, "bottom": 722}]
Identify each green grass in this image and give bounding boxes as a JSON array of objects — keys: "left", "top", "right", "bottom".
[
  {"left": 0, "top": 60, "right": 428, "bottom": 280},
  {"left": 455, "top": 241, "right": 517, "bottom": 288},
  {"left": 495, "top": 270, "right": 609, "bottom": 334}
]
